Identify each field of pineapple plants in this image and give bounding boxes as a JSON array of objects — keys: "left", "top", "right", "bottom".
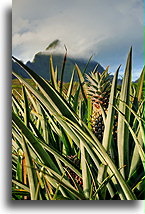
[{"left": 12, "top": 48, "right": 145, "bottom": 200}]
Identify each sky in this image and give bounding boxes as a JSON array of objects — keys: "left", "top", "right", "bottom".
[{"left": 12, "top": 0, "right": 144, "bottom": 80}]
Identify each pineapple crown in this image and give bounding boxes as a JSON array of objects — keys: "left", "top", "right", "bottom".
[{"left": 86, "top": 65, "right": 111, "bottom": 107}]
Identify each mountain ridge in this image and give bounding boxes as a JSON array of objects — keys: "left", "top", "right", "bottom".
[{"left": 12, "top": 52, "right": 105, "bottom": 82}]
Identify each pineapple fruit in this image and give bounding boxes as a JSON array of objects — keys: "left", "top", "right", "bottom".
[
  {"left": 66, "top": 155, "right": 83, "bottom": 188},
  {"left": 86, "top": 67, "right": 111, "bottom": 141}
]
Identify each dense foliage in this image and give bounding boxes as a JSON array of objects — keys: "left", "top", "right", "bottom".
[{"left": 12, "top": 48, "right": 145, "bottom": 200}]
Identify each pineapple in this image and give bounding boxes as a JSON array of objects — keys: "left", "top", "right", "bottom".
[
  {"left": 66, "top": 155, "right": 83, "bottom": 188},
  {"left": 86, "top": 67, "right": 111, "bottom": 141}
]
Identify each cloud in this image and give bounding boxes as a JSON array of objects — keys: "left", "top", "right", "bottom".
[{"left": 12, "top": 0, "right": 143, "bottom": 79}]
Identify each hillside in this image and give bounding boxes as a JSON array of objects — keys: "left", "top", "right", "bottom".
[{"left": 12, "top": 52, "right": 104, "bottom": 82}]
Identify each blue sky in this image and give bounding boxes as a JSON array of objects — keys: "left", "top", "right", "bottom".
[{"left": 12, "top": 0, "right": 144, "bottom": 80}]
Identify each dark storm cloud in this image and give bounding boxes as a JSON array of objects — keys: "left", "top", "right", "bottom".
[{"left": 12, "top": 0, "right": 144, "bottom": 79}]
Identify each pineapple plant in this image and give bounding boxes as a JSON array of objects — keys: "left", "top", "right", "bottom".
[
  {"left": 86, "top": 67, "right": 111, "bottom": 141},
  {"left": 12, "top": 49, "right": 144, "bottom": 200}
]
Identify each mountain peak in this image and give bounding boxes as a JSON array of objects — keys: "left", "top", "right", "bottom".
[
  {"left": 45, "top": 39, "right": 61, "bottom": 51},
  {"left": 13, "top": 52, "right": 104, "bottom": 81}
]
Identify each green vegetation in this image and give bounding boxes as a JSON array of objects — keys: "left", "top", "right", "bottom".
[{"left": 12, "top": 48, "right": 145, "bottom": 200}]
